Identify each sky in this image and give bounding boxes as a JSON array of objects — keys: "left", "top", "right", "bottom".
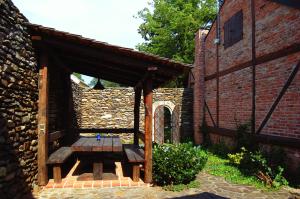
[
  {"left": 12, "top": 0, "right": 151, "bottom": 84},
  {"left": 12, "top": 0, "right": 149, "bottom": 48}
]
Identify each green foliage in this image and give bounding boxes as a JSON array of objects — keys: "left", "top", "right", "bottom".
[
  {"left": 204, "top": 152, "right": 266, "bottom": 189},
  {"left": 164, "top": 128, "right": 172, "bottom": 143},
  {"left": 181, "top": 136, "right": 193, "bottom": 143},
  {"left": 235, "top": 122, "right": 256, "bottom": 151},
  {"left": 163, "top": 180, "right": 200, "bottom": 192},
  {"left": 227, "top": 148, "right": 288, "bottom": 188},
  {"left": 153, "top": 142, "right": 208, "bottom": 185},
  {"left": 208, "top": 139, "right": 231, "bottom": 158},
  {"left": 201, "top": 121, "right": 211, "bottom": 147},
  {"left": 265, "top": 146, "right": 286, "bottom": 170},
  {"left": 136, "top": 0, "right": 217, "bottom": 87},
  {"left": 73, "top": 73, "right": 84, "bottom": 81},
  {"left": 228, "top": 147, "right": 247, "bottom": 165}
]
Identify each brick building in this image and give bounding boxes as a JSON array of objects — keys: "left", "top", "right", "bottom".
[{"left": 192, "top": 0, "right": 300, "bottom": 173}]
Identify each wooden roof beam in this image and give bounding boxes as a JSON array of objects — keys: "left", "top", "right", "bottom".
[
  {"left": 43, "top": 38, "right": 183, "bottom": 76},
  {"left": 67, "top": 62, "right": 138, "bottom": 86},
  {"left": 60, "top": 55, "right": 143, "bottom": 78}
]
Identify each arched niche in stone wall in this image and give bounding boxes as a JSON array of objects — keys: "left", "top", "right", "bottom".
[{"left": 152, "top": 101, "right": 176, "bottom": 142}]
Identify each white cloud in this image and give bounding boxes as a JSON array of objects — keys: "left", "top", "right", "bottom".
[{"left": 12, "top": 0, "right": 150, "bottom": 48}]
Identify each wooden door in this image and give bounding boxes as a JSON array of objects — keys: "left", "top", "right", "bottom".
[
  {"left": 154, "top": 105, "right": 164, "bottom": 144},
  {"left": 171, "top": 105, "right": 180, "bottom": 143}
]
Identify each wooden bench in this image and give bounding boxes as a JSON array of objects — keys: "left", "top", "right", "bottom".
[
  {"left": 124, "top": 144, "right": 145, "bottom": 182},
  {"left": 47, "top": 147, "right": 73, "bottom": 183}
]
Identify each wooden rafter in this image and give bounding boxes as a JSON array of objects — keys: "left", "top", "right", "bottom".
[{"left": 43, "top": 38, "right": 182, "bottom": 75}]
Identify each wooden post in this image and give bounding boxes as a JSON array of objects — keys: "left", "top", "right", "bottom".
[
  {"left": 53, "top": 165, "right": 62, "bottom": 183},
  {"left": 132, "top": 164, "right": 140, "bottom": 182},
  {"left": 143, "top": 77, "right": 153, "bottom": 183},
  {"left": 93, "top": 162, "right": 103, "bottom": 180},
  {"left": 134, "top": 87, "right": 142, "bottom": 145},
  {"left": 65, "top": 72, "right": 75, "bottom": 145},
  {"left": 37, "top": 52, "right": 49, "bottom": 186}
]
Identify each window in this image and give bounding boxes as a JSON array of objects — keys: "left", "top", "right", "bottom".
[{"left": 224, "top": 10, "right": 243, "bottom": 48}]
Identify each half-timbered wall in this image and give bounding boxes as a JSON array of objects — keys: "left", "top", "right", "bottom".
[{"left": 193, "top": 0, "right": 300, "bottom": 173}]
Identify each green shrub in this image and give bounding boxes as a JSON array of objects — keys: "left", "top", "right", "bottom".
[
  {"left": 153, "top": 142, "right": 208, "bottom": 186},
  {"left": 235, "top": 122, "right": 256, "bottom": 151},
  {"left": 228, "top": 147, "right": 247, "bottom": 165},
  {"left": 209, "top": 139, "right": 231, "bottom": 158},
  {"left": 181, "top": 136, "right": 193, "bottom": 143},
  {"left": 227, "top": 148, "right": 288, "bottom": 188}
]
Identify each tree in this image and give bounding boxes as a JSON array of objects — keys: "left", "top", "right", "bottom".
[
  {"left": 73, "top": 73, "right": 84, "bottom": 81},
  {"left": 136, "top": 0, "right": 217, "bottom": 86}
]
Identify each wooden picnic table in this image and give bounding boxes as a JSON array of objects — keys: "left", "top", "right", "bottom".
[{"left": 71, "top": 136, "right": 123, "bottom": 180}]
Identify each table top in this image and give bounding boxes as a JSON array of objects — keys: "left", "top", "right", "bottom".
[{"left": 71, "top": 136, "right": 122, "bottom": 152}]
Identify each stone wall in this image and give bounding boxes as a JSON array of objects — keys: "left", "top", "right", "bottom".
[
  {"left": 73, "top": 87, "right": 193, "bottom": 141},
  {"left": 0, "top": 0, "right": 38, "bottom": 198}
]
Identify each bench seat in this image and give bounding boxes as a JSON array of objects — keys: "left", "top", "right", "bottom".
[
  {"left": 47, "top": 147, "right": 73, "bottom": 183},
  {"left": 124, "top": 144, "right": 144, "bottom": 182}
]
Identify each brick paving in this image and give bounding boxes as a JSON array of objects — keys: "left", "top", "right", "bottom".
[
  {"left": 44, "top": 161, "right": 149, "bottom": 189},
  {"left": 36, "top": 172, "right": 295, "bottom": 199}
]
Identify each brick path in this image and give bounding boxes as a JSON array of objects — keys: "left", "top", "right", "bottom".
[
  {"left": 36, "top": 172, "right": 294, "bottom": 199},
  {"left": 44, "top": 161, "right": 149, "bottom": 189}
]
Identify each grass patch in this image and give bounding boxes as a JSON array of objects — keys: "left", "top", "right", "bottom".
[
  {"left": 163, "top": 180, "right": 200, "bottom": 192},
  {"left": 204, "top": 152, "right": 268, "bottom": 190}
]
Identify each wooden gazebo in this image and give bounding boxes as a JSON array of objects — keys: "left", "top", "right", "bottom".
[{"left": 28, "top": 23, "right": 191, "bottom": 185}]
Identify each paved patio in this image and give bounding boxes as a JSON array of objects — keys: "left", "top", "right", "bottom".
[
  {"left": 45, "top": 160, "right": 149, "bottom": 189},
  {"left": 36, "top": 172, "right": 294, "bottom": 199}
]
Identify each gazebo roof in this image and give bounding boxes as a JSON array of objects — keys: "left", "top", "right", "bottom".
[{"left": 28, "top": 23, "right": 192, "bottom": 88}]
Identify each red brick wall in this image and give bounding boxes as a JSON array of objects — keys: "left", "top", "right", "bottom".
[
  {"left": 193, "top": 30, "right": 208, "bottom": 144},
  {"left": 193, "top": 0, "right": 300, "bottom": 172},
  {"left": 255, "top": 0, "right": 300, "bottom": 57},
  {"left": 218, "top": 0, "right": 252, "bottom": 71},
  {"left": 256, "top": 53, "right": 300, "bottom": 138}
]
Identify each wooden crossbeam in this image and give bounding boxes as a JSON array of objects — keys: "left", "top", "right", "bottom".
[
  {"left": 78, "top": 128, "right": 135, "bottom": 134},
  {"left": 48, "top": 131, "right": 65, "bottom": 143},
  {"left": 43, "top": 38, "right": 183, "bottom": 77}
]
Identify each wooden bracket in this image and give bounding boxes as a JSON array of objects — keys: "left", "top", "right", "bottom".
[{"left": 32, "top": 35, "right": 42, "bottom": 41}]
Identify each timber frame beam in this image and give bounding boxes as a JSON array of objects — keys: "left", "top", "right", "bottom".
[
  {"left": 143, "top": 76, "right": 153, "bottom": 183},
  {"left": 37, "top": 51, "right": 49, "bottom": 186},
  {"left": 134, "top": 87, "right": 142, "bottom": 145}
]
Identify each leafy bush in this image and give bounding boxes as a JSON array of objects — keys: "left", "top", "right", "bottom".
[
  {"left": 235, "top": 122, "right": 256, "bottom": 151},
  {"left": 228, "top": 147, "right": 247, "bottom": 165},
  {"left": 228, "top": 148, "right": 288, "bottom": 188},
  {"left": 209, "top": 139, "right": 231, "bottom": 158},
  {"left": 153, "top": 142, "right": 208, "bottom": 186}
]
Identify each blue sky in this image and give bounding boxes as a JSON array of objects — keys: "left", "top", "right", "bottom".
[{"left": 12, "top": 0, "right": 150, "bottom": 84}]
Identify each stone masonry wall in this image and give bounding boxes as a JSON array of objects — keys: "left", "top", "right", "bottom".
[
  {"left": 73, "top": 87, "right": 193, "bottom": 141},
  {"left": 194, "top": 0, "right": 300, "bottom": 174},
  {"left": 0, "top": 0, "right": 39, "bottom": 198}
]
